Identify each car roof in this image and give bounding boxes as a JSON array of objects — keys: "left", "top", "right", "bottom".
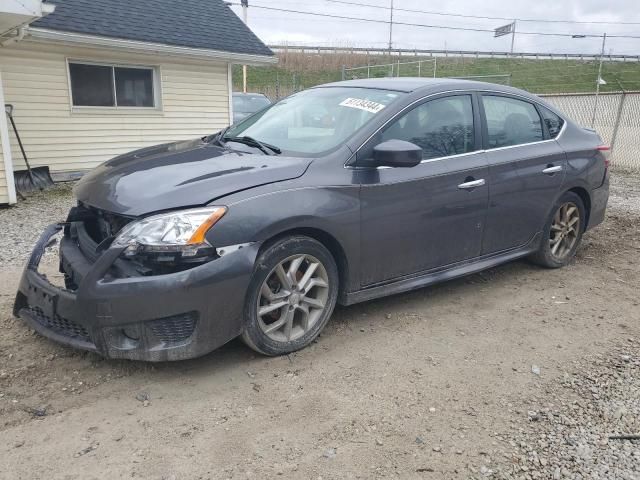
[
  {"left": 233, "top": 92, "right": 269, "bottom": 97},
  {"left": 315, "top": 77, "right": 535, "bottom": 97}
]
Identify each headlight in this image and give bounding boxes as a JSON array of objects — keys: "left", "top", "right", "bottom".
[{"left": 113, "top": 206, "right": 227, "bottom": 257}]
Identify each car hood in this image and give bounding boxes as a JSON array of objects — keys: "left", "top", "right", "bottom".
[{"left": 74, "top": 138, "right": 312, "bottom": 216}]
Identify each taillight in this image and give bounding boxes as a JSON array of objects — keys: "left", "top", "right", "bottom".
[{"left": 597, "top": 145, "right": 610, "bottom": 169}]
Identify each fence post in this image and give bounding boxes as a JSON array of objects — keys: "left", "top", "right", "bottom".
[
  {"left": 341, "top": 65, "right": 346, "bottom": 81},
  {"left": 397, "top": 60, "right": 400, "bottom": 77},
  {"left": 591, "top": 33, "right": 607, "bottom": 128},
  {"left": 610, "top": 92, "right": 626, "bottom": 155},
  {"left": 418, "top": 61, "right": 421, "bottom": 77},
  {"left": 433, "top": 57, "right": 437, "bottom": 78}
]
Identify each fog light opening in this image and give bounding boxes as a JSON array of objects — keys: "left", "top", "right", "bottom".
[{"left": 122, "top": 327, "right": 141, "bottom": 341}]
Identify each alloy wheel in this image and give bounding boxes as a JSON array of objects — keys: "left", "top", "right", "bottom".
[
  {"left": 257, "top": 254, "right": 330, "bottom": 342},
  {"left": 549, "top": 202, "right": 581, "bottom": 259}
]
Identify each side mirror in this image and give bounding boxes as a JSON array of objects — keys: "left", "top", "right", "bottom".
[{"left": 372, "top": 140, "right": 422, "bottom": 168}]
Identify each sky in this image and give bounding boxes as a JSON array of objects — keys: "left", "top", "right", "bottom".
[{"left": 229, "top": 0, "right": 640, "bottom": 55}]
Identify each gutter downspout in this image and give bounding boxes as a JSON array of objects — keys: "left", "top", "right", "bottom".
[{"left": 0, "top": 27, "right": 26, "bottom": 47}]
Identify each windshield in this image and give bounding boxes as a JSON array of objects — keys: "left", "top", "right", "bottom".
[{"left": 224, "top": 87, "right": 404, "bottom": 155}]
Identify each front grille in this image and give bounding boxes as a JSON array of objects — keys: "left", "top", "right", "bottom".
[
  {"left": 98, "top": 211, "right": 131, "bottom": 240},
  {"left": 70, "top": 203, "right": 133, "bottom": 245},
  {"left": 148, "top": 312, "right": 198, "bottom": 343},
  {"left": 26, "top": 306, "right": 90, "bottom": 340}
]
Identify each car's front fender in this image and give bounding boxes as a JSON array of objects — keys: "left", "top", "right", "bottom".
[{"left": 206, "top": 185, "right": 361, "bottom": 293}]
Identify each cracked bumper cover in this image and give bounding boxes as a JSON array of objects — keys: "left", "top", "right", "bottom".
[{"left": 14, "top": 224, "right": 259, "bottom": 361}]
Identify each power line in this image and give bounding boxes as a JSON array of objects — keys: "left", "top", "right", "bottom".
[
  {"left": 229, "top": 3, "right": 495, "bottom": 32},
  {"left": 228, "top": 3, "right": 640, "bottom": 39},
  {"left": 323, "top": 0, "right": 640, "bottom": 26}
]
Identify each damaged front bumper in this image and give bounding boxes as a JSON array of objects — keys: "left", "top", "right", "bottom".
[{"left": 14, "top": 223, "right": 259, "bottom": 361}]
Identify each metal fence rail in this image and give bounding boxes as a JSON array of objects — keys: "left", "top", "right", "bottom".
[
  {"left": 342, "top": 59, "right": 436, "bottom": 79},
  {"left": 270, "top": 45, "right": 640, "bottom": 62}
]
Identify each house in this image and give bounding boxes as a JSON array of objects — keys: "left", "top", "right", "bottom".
[{"left": 0, "top": 0, "right": 274, "bottom": 205}]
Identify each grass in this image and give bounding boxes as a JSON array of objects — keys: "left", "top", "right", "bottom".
[{"left": 234, "top": 53, "right": 640, "bottom": 98}]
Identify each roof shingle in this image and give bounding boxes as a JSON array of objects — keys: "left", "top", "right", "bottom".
[{"left": 32, "top": 0, "right": 273, "bottom": 57}]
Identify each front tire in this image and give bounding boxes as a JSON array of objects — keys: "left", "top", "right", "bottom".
[
  {"left": 241, "top": 236, "right": 339, "bottom": 356},
  {"left": 530, "top": 191, "right": 585, "bottom": 268}
]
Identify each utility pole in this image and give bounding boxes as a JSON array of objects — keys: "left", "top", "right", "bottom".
[
  {"left": 388, "top": 0, "right": 394, "bottom": 55},
  {"left": 510, "top": 19, "right": 517, "bottom": 56},
  {"left": 241, "top": 0, "right": 248, "bottom": 93},
  {"left": 591, "top": 32, "right": 607, "bottom": 127}
]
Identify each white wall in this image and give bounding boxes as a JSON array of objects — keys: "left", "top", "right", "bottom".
[{"left": 0, "top": 40, "right": 231, "bottom": 203}]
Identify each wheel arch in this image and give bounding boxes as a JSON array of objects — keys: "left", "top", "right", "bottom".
[
  {"left": 567, "top": 186, "right": 591, "bottom": 230},
  {"left": 258, "top": 227, "right": 351, "bottom": 302}
]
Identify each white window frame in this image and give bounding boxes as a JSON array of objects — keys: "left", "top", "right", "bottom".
[{"left": 66, "top": 58, "right": 163, "bottom": 113}]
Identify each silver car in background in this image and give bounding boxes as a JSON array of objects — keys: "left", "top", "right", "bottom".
[{"left": 232, "top": 92, "right": 271, "bottom": 123}]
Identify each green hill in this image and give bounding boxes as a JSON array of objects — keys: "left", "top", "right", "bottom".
[{"left": 234, "top": 55, "right": 640, "bottom": 99}]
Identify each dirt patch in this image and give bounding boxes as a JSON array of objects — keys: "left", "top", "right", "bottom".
[{"left": 0, "top": 173, "right": 639, "bottom": 479}]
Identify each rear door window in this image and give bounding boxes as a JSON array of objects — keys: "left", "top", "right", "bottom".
[
  {"left": 482, "top": 95, "right": 543, "bottom": 148},
  {"left": 380, "top": 95, "right": 475, "bottom": 160}
]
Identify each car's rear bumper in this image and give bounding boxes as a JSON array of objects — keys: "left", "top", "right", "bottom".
[
  {"left": 14, "top": 224, "right": 259, "bottom": 361},
  {"left": 587, "top": 173, "right": 610, "bottom": 230}
]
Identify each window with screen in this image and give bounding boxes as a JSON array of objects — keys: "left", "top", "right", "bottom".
[
  {"left": 379, "top": 95, "right": 475, "bottom": 160},
  {"left": 482, "top": 95, "right": 543, "bottom": 148},
  {"left": 539, "top": 105, "right": 565, "bottom": 138},
  {"left": 69, "top": 62, "right": 156, "bottom": 108}
]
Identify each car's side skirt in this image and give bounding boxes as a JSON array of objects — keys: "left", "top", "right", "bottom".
[{"left": 341, "top": 233, "right": 541, "bottom": 306}]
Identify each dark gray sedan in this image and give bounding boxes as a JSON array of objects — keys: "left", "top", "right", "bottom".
[{"left": 15, "top": 79, "right": 610, "bottom": 361}]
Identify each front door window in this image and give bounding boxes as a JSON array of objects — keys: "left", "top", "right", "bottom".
[{"left": 380, "top": 95, "right": 475, "bottom": 160}]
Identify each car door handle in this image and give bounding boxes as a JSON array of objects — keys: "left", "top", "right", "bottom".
[
  {"left": 457, "top": 178, "right": 486, "bottom": 190},
  {"left": 542, "top": 165, "right": 563, "bottom": 175}
]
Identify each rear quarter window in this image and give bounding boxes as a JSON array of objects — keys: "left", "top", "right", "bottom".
[{"left": 539, "top": 106, "right": 565, "bottom": 138}]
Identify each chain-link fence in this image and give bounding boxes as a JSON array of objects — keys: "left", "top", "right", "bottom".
[{"left": 543, "top": 92, "right": 640, "bottom": 172}]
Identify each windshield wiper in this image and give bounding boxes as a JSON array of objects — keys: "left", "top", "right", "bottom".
[
  {"left": 223, "top": 136, "right": 281, "bottom": 155},
  {"left": 203, "top": 127, "right": 230, "bottom": 147}
]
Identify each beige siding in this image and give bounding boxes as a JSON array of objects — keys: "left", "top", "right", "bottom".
[
  {"left": 0, "top": 41, "right": 230, "bottom": 184},
  {"left": 0, "top": 165, "right": 7, "bottom": 204},
  {"left": 0, "top": 72, "right": 9, "bottom": 204}
]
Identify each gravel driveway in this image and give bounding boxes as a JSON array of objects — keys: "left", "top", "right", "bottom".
[{"left": 0, "top": 172, "right": 638, "bottom": 479}]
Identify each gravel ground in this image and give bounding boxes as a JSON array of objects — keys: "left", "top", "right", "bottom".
[
  {"left": 609, "top": 173, "right": 640, "bottom": 213},
  {"left": 0, "top": 182, "right": 75, "bottom": 267},
  {"left": 485, "top": 342, "right": 640, "bottom": 480},
  {"left": 0, "top": 171, "right": 638, "bottom": 479}
]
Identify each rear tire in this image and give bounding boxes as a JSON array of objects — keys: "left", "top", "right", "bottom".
[
  {"left": 530, "top": 191, "right": 585, "bottom": 268},
  {"left": 241, "top": 236, "right": 339, "bottom": 356}
]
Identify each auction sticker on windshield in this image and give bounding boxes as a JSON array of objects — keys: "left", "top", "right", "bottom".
[{"left": 339, "top": 98, "right": 387, "bottom": 114}]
